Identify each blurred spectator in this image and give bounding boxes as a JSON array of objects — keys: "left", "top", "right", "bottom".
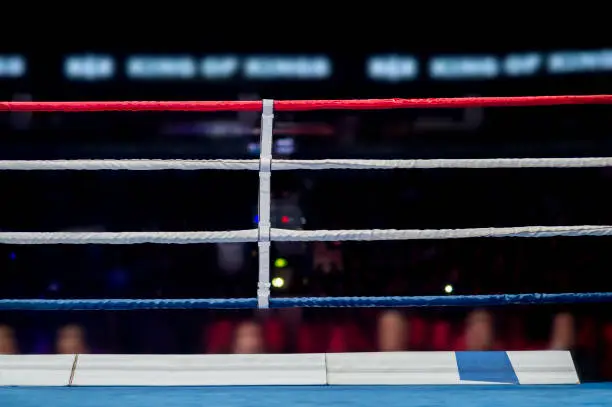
[
  {"left": 56, "top": 324, "right": 89, "bottom": 354},
  {"left": 0, "top": 325, "right": 18, "bottom": 354},
  {"left": 377, "top": 310, "right": 408, "bottom": 351},
  {"left": 231, "top": 321, "right": 265, "bottom": 354},
  {"left": 462, "top": 309, "right": 496, "bottom": 351},
  {"left": 313, "top": 242, "right": 343, "bottom": 274},
  {"left": 549, "top": 312, "right": 576, "bottom": 350}
]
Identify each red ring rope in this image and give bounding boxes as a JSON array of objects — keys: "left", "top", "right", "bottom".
[{"left": 1, "top": 95, "right": 612, "bottom": 112}]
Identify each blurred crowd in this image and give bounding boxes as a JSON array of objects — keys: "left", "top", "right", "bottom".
[
  {"left": 0, "top": 308, "right": 598, "bottom": 354},
  {"left": 1, "top": 307, "right": 611, "bottom": 381}
]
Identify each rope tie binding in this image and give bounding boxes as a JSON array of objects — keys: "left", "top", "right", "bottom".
[{"left": 2, "top": 95, "right": 612, "bottom": 309}]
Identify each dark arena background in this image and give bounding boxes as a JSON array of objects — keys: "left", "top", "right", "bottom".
[{"left": 1, "top": 44, "right": 612, "bottom": 406}]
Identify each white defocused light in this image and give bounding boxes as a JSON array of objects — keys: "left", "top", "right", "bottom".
[{"left": 272, "top": 277, "right": 285, "bottom": 288}]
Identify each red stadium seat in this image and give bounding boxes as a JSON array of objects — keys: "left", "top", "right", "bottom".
[
  {"left": 408, "top": 317, "right": 427, "bottom": 350},
  {"left": 602, "top": 324, "right": 612, "bottom": 378},
  {"left": 327, "top": 325, "right": 349, "bottom": 353},
  {"left": 263, "top": 318, "right": 285, "bottom": 353},
  {"left": 602, "top": 323, "right": 612, "bottom": 342},
  {"left": 297, "top": 323, "right": 328, "bottom": 354},
  {"left": 505, "top": 316, "right": 528, "bottom": 350},
  {"left": 205, "top": 320, "right": 233, "bottom": 354},
  {"left": 577, "top": 318, "right": 597, "bottom": 349},
  {"left": 345, "top": 322, "right": 371, "bottom": 352},
  {"left": 431, "top": 320, "right": 452, "bottom": 350}
]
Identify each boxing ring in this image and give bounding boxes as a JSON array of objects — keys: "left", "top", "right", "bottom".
[
  {"left": 2, "top": 95, "right": 612, "bottom": 406},
  {"left": 3, "top": 384, "right": 612, "bottom": 407}
]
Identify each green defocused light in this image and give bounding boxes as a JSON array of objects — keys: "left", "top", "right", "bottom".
[{"left": 274, "top": 258, "right": 288, "bottom": 268}]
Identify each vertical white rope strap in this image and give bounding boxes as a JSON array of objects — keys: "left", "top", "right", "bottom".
[{"left": 257, "top": 100, "right": 274, "bottom": 309}]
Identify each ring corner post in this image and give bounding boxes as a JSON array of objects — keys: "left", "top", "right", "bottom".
[{"left": 257, "top": 99, "right": 274, "bottom": 309}]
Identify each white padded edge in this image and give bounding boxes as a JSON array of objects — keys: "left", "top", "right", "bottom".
[
  {"left": 0, "top": 351, "right": 579, "bottom": 386},
  {"left": 327, "top": 352, "right": 462, "bottom": 385},
  {"left": 0, "top": 355, "right": 75, "bottom": 386},
  {"left": 507, "top": 350, "right": 580, "bottom": 385},
  {"left": 327, "top": 351, "right": 579, "bottom": 385},
  {"left": 72, "top": 354, "right": 326, "bottom": 386}
]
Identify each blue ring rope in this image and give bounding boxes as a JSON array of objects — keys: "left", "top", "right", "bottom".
[{"left": 0, "top": 292, "right": 611, "bottom": 310}]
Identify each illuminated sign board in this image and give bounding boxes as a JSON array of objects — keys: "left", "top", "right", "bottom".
[
  {"left": 123, "top": 55, "right": 332, "bottom": 80},
  {"left": 126, "top": 55, "right": 197, "bottom": 79},
  {"left": 64, "top": 55, "right": 115, "bottom": 81},
  {"left": 6, "top": 50, "right": 612, "bottom": 82},
  {"left": 548, "top": 50, "right": 612, "bottom": 74},
  {"left": 366, "top": 50, "right": 612, "bottom": 81},
  {"left": 367, "top": 55, "right": 418, "bottom": 81}
]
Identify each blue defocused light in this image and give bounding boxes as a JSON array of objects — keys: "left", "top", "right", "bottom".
[
  {"left": 48, "top": 282, "right": 60, "bottom": 292},
  {"left": 108, "top": 269, "right": 128, "bottom": 288},
  {"left": 0, "top": 55, "right": 26, "bottom": 78},
  {"left": 9, "top": 252, "right": 16, "bottom": 261},
  {"left": 254, "top": 215, "right": 259, "bottom": 224}
]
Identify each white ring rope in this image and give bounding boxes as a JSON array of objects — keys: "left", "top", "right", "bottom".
[
  {"left": 2, "top": 225, "right": 612, "bottom": 244},
  {"left": 273, "top": 157, "right": 612, "bottom": 170},
  {"left": 2, "top": 157, "right": 612, "bottom": 171},
  {"left": 0, "top": 160, "right": 259, "bottom": 171},
  {"left": 271, "top": 226, "right": 612, "bottom": 241},
  {"left": 0, "top": 230, "right": 258, "bottom": 244}
]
